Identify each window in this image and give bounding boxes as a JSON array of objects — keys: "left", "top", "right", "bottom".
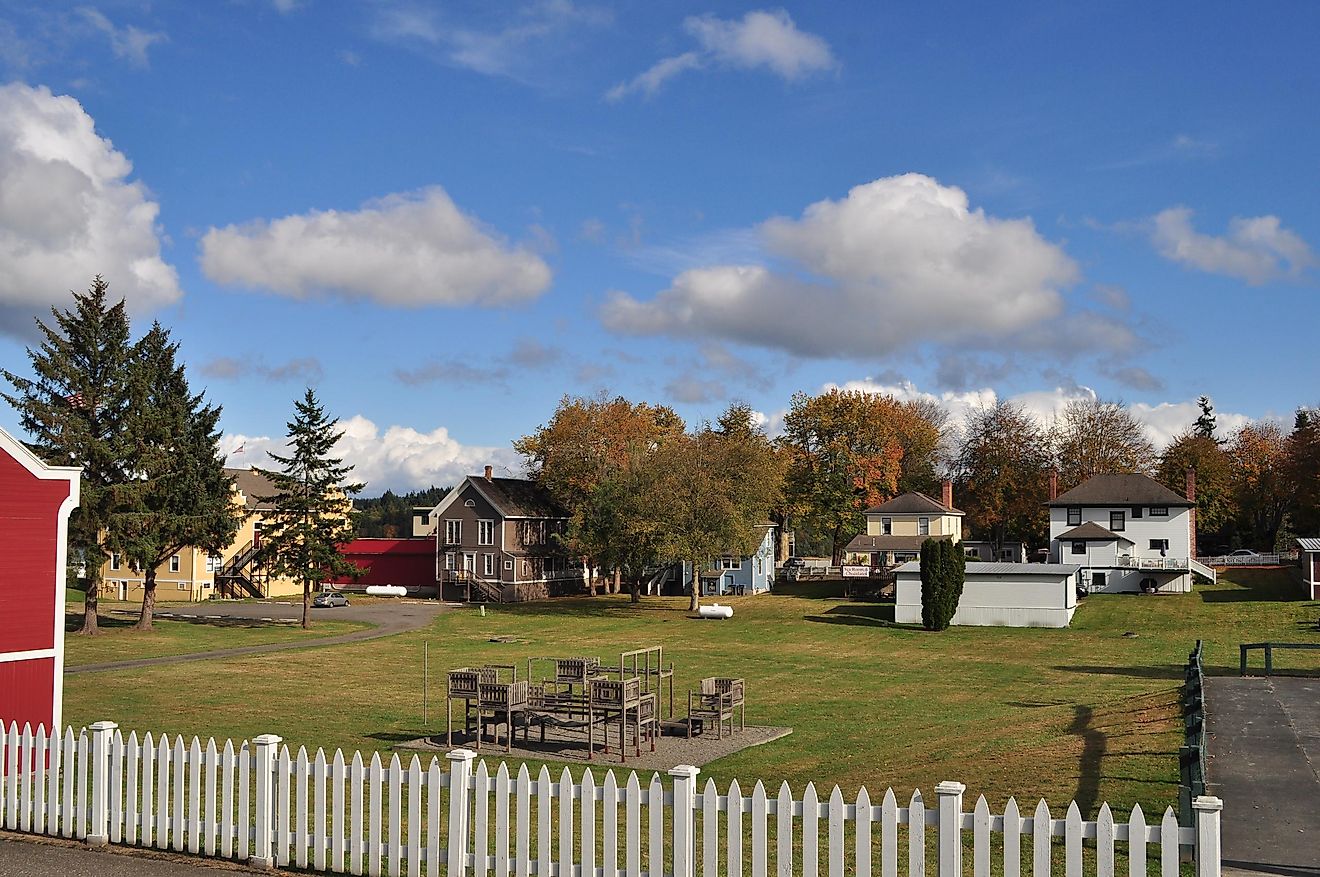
[
  {"left": 720, "top": 557, "right": 740, "bottom": 570},
  {"left": 1150, "top": 506, "right": 1168, "bottom": 516},
  {"left": 1071, "top": 541, "right": 1087, "bottom": 555},
  {"left": 177, "top": 583, "right": 188, "bottom": 590},
  {"left": 881, "top": 517, "right": 892, "bottom": 535},
  {"left": 478, "top": 520, "right": 494, "bottom": 546},
  {"left": 1067, "top": 507, "right": 1081, "bottom": 526},
  {"left": 1150, "top": 539, "right": 1169, "bottom": 552},
  {"left": 445, "top": 519, "right": 461, "bottom": 544},
  {"left": 169, "top": 554, "right": 180, "bottom": 573},
  {"left": 1131, "top": 506, "right": 1143, "bottom": 519},
  {"left": 444, "top": 553, "right": 455, "bottom": 571},
  {"left": 205, "top": 555, "right": 221, "bottom": 574},
  {"left": 918, "top": 517, "right": 929, "bottom": 535},
  {"left": 483, "top": 554, "right": 494, "bottom": 576},
  {"left": 420, "top": 512, "right": 430, "bottom": 525},
  {"left": 1091, "top": 572, "right": 1107, "bottom": 591},
  {"left": 464, "top": 499, "right": 476, "bottom": 507},
  {"left": 503, "top": 560, "right": 513, "bottom": 571},
  {"left": 965, "top": 547, "right": 979, "bottom": 558},
  {"left": 110, "top": 552, "right": 121, "bottom": 570},
  {"left": 1110, "top": 511, "right": 1125, "bottom": 532}
]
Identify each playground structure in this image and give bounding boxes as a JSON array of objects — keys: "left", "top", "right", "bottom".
[{"left": 443, "top": 646, "right": 742, "bottom": 762}]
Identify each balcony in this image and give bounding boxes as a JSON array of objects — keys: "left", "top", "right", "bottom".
[{"left": 1115, "top": 555, "right": 1190, "bottom": 572}]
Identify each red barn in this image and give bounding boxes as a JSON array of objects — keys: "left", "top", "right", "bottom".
[
  {"left": 331, "top": 538, "right": 437, "bottom": 595},
  {"left": 0, "top": 427, "right": 80, "bottom": 735}
]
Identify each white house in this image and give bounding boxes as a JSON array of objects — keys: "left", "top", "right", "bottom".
[
  {"left": 894, "top": 562, "right": 1082, "bottom": 628},
  {"left": 1297, "top": 538, "right": 1320, "bottom": 599},
  {"left": 1047, "top": 473, "right": 1215, "bottom": 593}
]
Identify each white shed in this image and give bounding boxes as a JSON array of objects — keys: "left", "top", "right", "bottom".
[{"left": 893, "top": 561, "right": 1082, "bottom": 629}]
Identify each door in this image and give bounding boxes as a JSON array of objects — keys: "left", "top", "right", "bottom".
[
  {"left": 117, "top": 580, "right": 127, "bottom": 601},
  {"left": 1091, "top": 572, "right": 1106, "bottom": 592},
  {"left": 463, "top": 553, "right": 476, "bottom": 575}
]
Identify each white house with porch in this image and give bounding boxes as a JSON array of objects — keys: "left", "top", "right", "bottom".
[{"left": 1047, "top": 472, "right": 1215, "bottom": 593}]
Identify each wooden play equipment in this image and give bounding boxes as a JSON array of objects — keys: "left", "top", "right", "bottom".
[
  {"left": 686, "top": 677, "right": 746, "bottom": 739},
  {"left": 616, "top": 646, "right": 675, "bottom": 718},
  {"left": 446, "top": 665, "right": 519, "bottom": 748}
]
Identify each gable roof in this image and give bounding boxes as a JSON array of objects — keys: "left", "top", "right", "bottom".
[
  {"left": 226, "top": 467, "right": 277, "bottom": 511},
  {"left": 1048, "top": 473, "right": 1192, "bottom": 508},
  {"left": 430, "top": 474, "right": 568, "bottom": 521},
  {"left": 1056, "top": 522, "right": 1133, "bottom": 543},
  {"left": 845, "top": 533, "right": 954, "bottom": 553},
  {"left": 864, "top": 491, "right": 963, "bottom": 516}
]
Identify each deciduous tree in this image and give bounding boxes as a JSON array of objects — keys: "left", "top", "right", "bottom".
[
  {"left": 1286, "top": 408, "right": 1320, "bottom": 537},
  {"left": 954, "top": 402, "right": 1052, "bottom": 551},
  {"left": 1157, "top": 431, "right": 1234, "bottom": 539},
  {"left": 256, "top": 389, "right": 363, "bottom": 629},
  {"left": 2, "top": 277, "right": 134, "bottom": 635},
  {"left": 1052, "top": 398, "right": 1155, "bottom": 490},
  {"left": 1229, "top": 421, "right": 1290, "bottom": 550}
]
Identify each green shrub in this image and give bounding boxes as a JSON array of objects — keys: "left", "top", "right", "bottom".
[{"left": 919, "top": 538, "right": 966, "bottom": 630}]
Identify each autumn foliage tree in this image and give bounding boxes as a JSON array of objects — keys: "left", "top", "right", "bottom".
[
  {"left": 1157, "top": 431, "right": 1234, "bottom": 539},
  {"left": 1230, "top": 421, "right": 1291, "bottom": 550},
  {"left": 782, "top": 389, "right": 944, "bottom": 562},
  {"left": 1051, "top": 398, "right": 1156, "bottom": 491},
  {"left": 955, "top": 402, "right": 1053, "bottom": 552}
]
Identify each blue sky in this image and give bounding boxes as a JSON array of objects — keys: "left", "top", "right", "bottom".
[{"left": 0, "top": 1, "right": 1316, "bottom": 492}]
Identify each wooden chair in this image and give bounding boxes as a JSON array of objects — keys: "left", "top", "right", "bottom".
[{"left": 687, "top": 677, "right": 745, "bottom": 739}]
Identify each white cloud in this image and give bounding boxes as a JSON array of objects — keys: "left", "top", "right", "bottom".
[
  {"left": 607, "top": 8, "right": 835, "bottom": 100},
  {"left": 78, "top": 7, "right": 167, "bottom": 67},
  {"left": 200, "top": 356, "right": 324, "bottom": 384},
  {"left": 199, "top": 187, "right": 552, "bottom": 307},
  {"left": 222, "top": 416, "right": 520, "bottom": 493},
  {"left": 0, "top": 83, "right": 181, "bottom": 337},
  {"left": 601, "top": 173, "right": 1120, "bottom": 358},
  {"left": 1151, "top": 206, "right": 1315, "bottom": 285}
]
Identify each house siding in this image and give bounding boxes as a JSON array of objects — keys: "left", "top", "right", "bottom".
[{"left": 1049, "top": 503, "right": 1194, "bottom": 593}]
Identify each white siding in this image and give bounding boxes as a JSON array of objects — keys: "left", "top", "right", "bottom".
[{"left": 895, "top": 570, "right": 1078, "bottom": 628}]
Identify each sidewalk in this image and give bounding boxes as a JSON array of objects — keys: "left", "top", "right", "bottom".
[{"left": 0, "top": 836, "right": 267, "bottom": 876}]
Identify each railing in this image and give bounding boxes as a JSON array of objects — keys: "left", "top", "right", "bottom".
[
  {"left": 1239, "top": 641, "right": 1320, "bottom": 676},
  {"left": 1198, "top": 552, "right": 1296, "bottom": 567},
  {"left": 1180, "top": 641, "right": 1207, "bottom": 829},
  {"left": 1187, "top": 558, "right": 1218, "bottom": 584},
  {"left": 1115, "top": 555, "right": 1191, "bottom": 571},
  {"left": 1, "top": 718, "right": 1224, "bottom": 876}
]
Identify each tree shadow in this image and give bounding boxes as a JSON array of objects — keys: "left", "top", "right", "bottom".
[
  {"left": 65, "top": 612, "right": 292, "bottom": 633},
  {"left": 1051, "top": 664, "right": 1182, "bottom": 680},
  {"left": 804, "top": 604, "right": 922, "bottom": 630},
  {"left": 1068, "top": 705, "right": 1106, "bottom": 818}
]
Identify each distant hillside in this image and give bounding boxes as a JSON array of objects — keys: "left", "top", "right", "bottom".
[{"left": 354, "top": 486, "right": 450, "bottom": 537}]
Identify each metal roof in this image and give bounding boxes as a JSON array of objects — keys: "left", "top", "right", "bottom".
[
  {"left": 893, "top": 561, "right": 1081, "bottom": 576},
  {"left": 1297, "top": 538, "right": 1320, "bottom": 552}
]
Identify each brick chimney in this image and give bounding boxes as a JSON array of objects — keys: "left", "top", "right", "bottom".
[
  {"left": 1185, "top": 467, "right": 1197, "bottom": 559},
  {"left": 1048, "top": 470, "right": 1058, "bottom": 502},
  {"left": 941, "top": 478, "right": 954, "bottom": 510},
  {"left": 484, "top": 465, "right": 493, "bottom": 481}
]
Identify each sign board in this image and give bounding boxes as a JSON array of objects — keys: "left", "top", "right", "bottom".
[{"left": 841, "top": 565, "right": 872, "bottom": 578}]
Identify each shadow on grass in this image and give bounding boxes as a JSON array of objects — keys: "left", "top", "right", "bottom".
[
  {"left": 1068, "top": 705, "right": 1106, "bottom": 817},
  {"left": 1052, "top": 664, "right": 1182, "bottom": 680},
  {"left": 803, "top": 604, "right": 923, "bottom": 630},
  {"left": 772, "top": 581, "right": 849, "bottom": 600},
  {"left": 1201, "top": 568, "right": 1310, "bottom": 603},
  {"left": 65, "top": 612, "right": 290, "bottom": 633}
]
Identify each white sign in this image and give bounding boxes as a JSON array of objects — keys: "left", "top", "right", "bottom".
[{"left": 841, "top": 565, "right": 872, "bottom": 578}]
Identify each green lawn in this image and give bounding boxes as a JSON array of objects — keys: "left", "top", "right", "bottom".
[
  {"left": 63, "top": 611, "right": 369, "bottom": 667},
  {"left": 61, "top": 569, "right": 1318, "bottom": 818}
]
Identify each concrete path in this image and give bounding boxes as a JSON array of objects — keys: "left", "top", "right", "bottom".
[
  {"left": 0, "top": 836, "right": 269, "bottom": 875},
  {"left": 68, "top": 600, "right": 452, "bottom": 674},
  {"left": 1207, "top": 675, "right": 1320, "bottom": 876}
]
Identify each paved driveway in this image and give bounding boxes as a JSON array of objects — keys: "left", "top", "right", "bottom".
[
  {"left": 69, "top": 600, "right": 452, "bottom": 673},
  {"left": 0, "top": 836, "right": 266, "bottom": 875},
  {"left": 1207, "top": 675, "right": 1320, "bottom": 876}
]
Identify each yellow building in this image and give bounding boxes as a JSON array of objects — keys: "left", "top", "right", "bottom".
[
  {"left": 843, "top": 482, "right": 964, "bottom": 568},
  {"left": 98, "top": 468, "right": 304, "bottom": 602}
]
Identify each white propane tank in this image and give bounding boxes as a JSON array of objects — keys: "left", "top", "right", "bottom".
[
  {"left": 365, "top": 585, "right": 407, "bottom": 597},
  {"left": 698, "top": 603, "right": 734, "bottom": 619}
]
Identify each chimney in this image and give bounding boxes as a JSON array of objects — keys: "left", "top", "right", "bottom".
[
  {"left": 1049, "top": 470, "right": 1058, "bottom": 502},
  {"left": 484, "top": 465, "right": 493, "bottom": 481},
  {"left": 1185, "top": 467, "right": 1197, "bottom": 560},
  {"left": 941, "top": 478, "right": 954, "bottom": 510}
]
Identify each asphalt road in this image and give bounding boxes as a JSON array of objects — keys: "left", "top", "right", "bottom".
[
  {"left": 0, "top": 836, "right": 269, "bottom": 876},
  {"left": 69, "top": 599, "right": 451, "bottom": 673},
  {"left": 1207, "top": 675, "right": 1320, "bottom": 877}
]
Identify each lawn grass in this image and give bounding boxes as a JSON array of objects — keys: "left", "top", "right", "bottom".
[
  {"left": 63, "top": 611, "right": 369, "bottom": 667},
  {"left": 61, "top": 568, "right": 1319, "bottom": 818}
]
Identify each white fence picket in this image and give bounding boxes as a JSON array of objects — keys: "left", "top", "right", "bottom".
[{"left": 0, "top": 721, "right": 1223, "bottom": 877}]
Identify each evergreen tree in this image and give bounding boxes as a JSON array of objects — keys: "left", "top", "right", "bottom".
[
  {"left": 255, "top": 389, "right": 364, "bottom": 629},
  {"left": 114, "top": 323, "right": 242, "bottom": 630},
  {"left": 1, "top": 277, "right": 134, "bottom": 635},
  {"left": 919, "top": 538, "right": 965, "bottom": 631},
  {"left": 1193, "top": 396, "right": 1219, "bottom": 441}
]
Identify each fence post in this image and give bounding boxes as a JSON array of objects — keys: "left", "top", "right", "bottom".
[
  {"left": 447, "top": 748, "right": 476, "bottom": 877},
  {"left": 1265, "top": 645, "right": 1274, "bottom": 676},
  {"left": 86, "top": 721, "right": 116, "bottom": 847},
  {"left": 1192, "top": 796, "right": 1223, "bottom": 877},
  {"left": 669, "top": 765, "right": 700, "bottom": 877},
  {"left": 935, "top": 781, "right": 965, "bottom": 877},
  {"left": 1239, "top": 645, "right": 1247, "bottom": 676},
  {"left": 250, "top": 734, "right": 282, "bottom": 868}
]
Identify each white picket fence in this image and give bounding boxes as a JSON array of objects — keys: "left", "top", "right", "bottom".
[{"left": 1, "top": 720, "right": 1223, "bottom": 876}]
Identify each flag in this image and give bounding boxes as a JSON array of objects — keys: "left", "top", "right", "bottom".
[
  {"left": 64, "top": 392, "right": 86, "bottom": 409},
  {"left": 232, "top": 443, "right": 246, "bottom": 455}
]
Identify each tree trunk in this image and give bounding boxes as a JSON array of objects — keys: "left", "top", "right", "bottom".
[
  {"left": 302, "top": 577, "right": 312, "bottom": 630},
  {"left": 688, "top": 557, "right": 700, "bottom": 612},
  {"left": 630, "top": 576, "right": 640, "bottom": 603},
  {"left": 135, "top": 566, "right": 157, "bottom": 631},
  {"left": 79, "top": 554, "right": 101, "bottom": 636},
  {"left": 612, "top": 568, "right": 621, "bottom": 595},
  {"left": 583, "top": 557, "right": 596, "bottom": 597}
]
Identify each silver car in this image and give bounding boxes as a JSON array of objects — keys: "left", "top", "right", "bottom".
[{"left": 313, "top": 592, "right": 349, "bottom": 608}]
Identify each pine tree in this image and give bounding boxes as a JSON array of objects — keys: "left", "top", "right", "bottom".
[
  {"left": 1193, "top": 396, "right": 1219, "bottom": 442},
  {"left": 255, "top": 389, "right": 363, "bottom": 629},
  {"left": 1, "top": 277, "right": 134, "bottom": 635},
  {"left": 114, "top": 323, "right": 243, "bottom": 630}
]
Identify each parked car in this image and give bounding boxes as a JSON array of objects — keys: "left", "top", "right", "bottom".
[
  {"left": 313, "top": 592, "right": 349, "bottom": 608},
  {"left": 783, "top": 557, "right": 806, "bottom": 569},
  {"left": 1229, "top": 549, "right": 1262, "bottom": 558}
]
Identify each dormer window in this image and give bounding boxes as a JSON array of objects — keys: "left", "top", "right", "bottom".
[{"left": 1067, "top": 507, "right": 1081, "bottom": 526}]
